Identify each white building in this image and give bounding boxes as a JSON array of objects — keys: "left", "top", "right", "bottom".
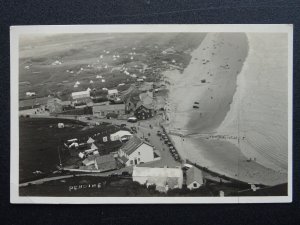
[
  {"left": 186, "top": 167, "right": 204, "bottom": 190},
  {"left": 71, "top": 90, "right": 90, "bottom": 100},
  {"left": 107, "top": 89, "right": 118, "bottom": 98},
  {"left": 110, "top": 130, "right": 132, "bottom": 141},
  {"left": 132, "top": 166, "right": 183, "bottom": 192},
  {"left": 26, "top": 92, "right": 36, "bottom": 97},
  {"left": 118, "top": 135, "right": 156, "bottom": 166}
]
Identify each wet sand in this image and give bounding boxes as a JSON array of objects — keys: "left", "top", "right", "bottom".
[
  {"left": 164, "top": 33, "right": 288, "bottom": 185},
  {"left": 217, "top": 33, "right": 288, "bottom": 173}
]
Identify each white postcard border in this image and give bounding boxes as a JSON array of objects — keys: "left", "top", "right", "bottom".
[{"left": 10, "top": 24, "right": 293, "bottom": 204}]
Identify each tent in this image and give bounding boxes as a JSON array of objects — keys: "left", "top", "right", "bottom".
[{"left": 87, "top": 137, "right": 95, "bottom": 144}]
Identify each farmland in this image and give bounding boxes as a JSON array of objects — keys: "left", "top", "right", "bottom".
[
  {"left": 19, "top": 117, "right": 120, "bottom": 182},
  {"left": 19, "top": 33, "right": 206, "bottom": 100}
]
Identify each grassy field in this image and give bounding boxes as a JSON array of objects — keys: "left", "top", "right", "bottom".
[
  {"left": 19, "top": 117, "right": 120, "bottom": 182},
  {"left": 19, "top": 33, "right": 206, "bottom": 100}
]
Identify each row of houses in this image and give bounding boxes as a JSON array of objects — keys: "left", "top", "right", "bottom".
[
  {"left": 20, "top": 81, "right": 158, "bottom": 120},
  {"left": 132, "top": 165, "right": 204, "bottom": 193}
]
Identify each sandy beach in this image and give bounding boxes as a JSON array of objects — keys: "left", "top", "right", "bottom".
[{"left": 164, "top": 33, "right": 288, "bottom": 186}]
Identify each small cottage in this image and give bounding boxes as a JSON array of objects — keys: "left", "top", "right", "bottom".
[{"left": 186, "top": 167, "right": 204, "bottom": 190}]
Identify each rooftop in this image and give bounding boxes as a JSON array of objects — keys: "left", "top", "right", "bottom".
[
  {"left": 93, "top": 103, "right": 125, "bottom": 112},
  {"left": 133, "top": 166, "right": 183, "bottom": 178},
  {"left": 120, "top": 135, "right": 152, "bottom": 155},
  {"left": 19, "top": 96, "right": 54, "bottom": 109},
  {"left": 95, "top": 154, "right": 117, "bottom": 171},
  {"left": 186, "top": 167, "right": 204, "bottom": 186}
]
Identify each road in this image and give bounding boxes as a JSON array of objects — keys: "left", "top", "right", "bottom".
[{"left": 78, "top": 115, "right": 181, "bottom": 168}]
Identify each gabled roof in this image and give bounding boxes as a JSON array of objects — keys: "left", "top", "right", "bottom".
[
  {"left": 95, "top": 154, "right": 115, "bottom": 165},
  {"left": 186, "top": 167, "right": 203, "bottom": 186},
  {"left": 133, "top": 167, "right": 183, "bottom": 178},
  {"left": 135, "top": 101, "right": 154, "bottom": 110},
  {"left": 120, "top": 135, "right": 151, "bottom": 155},
  {"left": 71, "top": 90, "right": 90, "bottom": 99},
  {"left": 108, "top": 89, "right": 118, "bottom": 95},
  {"left": 95, "top": 154, "right": 117, "bottom": 171},
  {"left": 119, "top": 156, "right": 129, "bottom": 164},
  {"left": 19, "top": 96, "right": 54, "bottom": 109}
]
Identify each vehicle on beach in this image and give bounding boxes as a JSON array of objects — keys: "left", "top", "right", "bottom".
[
  {"left": 193, "top": 105, "right": 199, "bottom": 109},
  {"left": 156, "top": 130, "right": 161, "bottom": 136},
  {"left": 127, "top": 117, "right": 138, "bottom": 123},
  {"left": 194, "top": 101, "right": 199, "bottom": 104}
]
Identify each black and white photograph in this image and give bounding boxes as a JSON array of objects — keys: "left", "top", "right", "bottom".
[{"left": 10, "top": 25, "right": 293, "bottom": 203}]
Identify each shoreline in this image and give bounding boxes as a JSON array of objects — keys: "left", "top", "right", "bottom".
[{"left": 163, "top": 33, "right": 288, "bottom": 186}]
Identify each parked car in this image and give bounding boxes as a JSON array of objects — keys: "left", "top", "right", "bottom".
[
  {"left": 157, "top": 131, "right": 161, "bottom": 136},
  {"left": 121, "top": 171, "right": 131, "bottom": 177},
  {"left": 109, "top": 173, "right": 119, "bottom": 177},
  {"left": 127, "top": 117, "right": 138, "bottom": 123},
  {"left": 120, "top": 124, "right": 127, "bottom": 128}
]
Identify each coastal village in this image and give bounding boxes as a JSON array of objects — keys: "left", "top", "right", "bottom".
[
  {"left": 19, "top": 68, "right": 207, "bottom": 193},
  {"left": 18, "top": 33, "right": 287, "bottom": 197}
]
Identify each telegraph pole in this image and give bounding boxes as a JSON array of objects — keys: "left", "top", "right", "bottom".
[{"left": 57, "top": 146, "right": 62, "bottom": 168}]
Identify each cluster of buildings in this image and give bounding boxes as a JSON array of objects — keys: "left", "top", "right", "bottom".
[
  {"left": 19, "top": 80, "right": 163, "bottom": 121},
  {"left": 64, "top": 127, "right": 204, "bottom": 193},
  {"left": 64, "top": 129, "right": 161, "bottom": 173},
  {"left": 132, "top": 165, "right": 204, "bottom": 193}
]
